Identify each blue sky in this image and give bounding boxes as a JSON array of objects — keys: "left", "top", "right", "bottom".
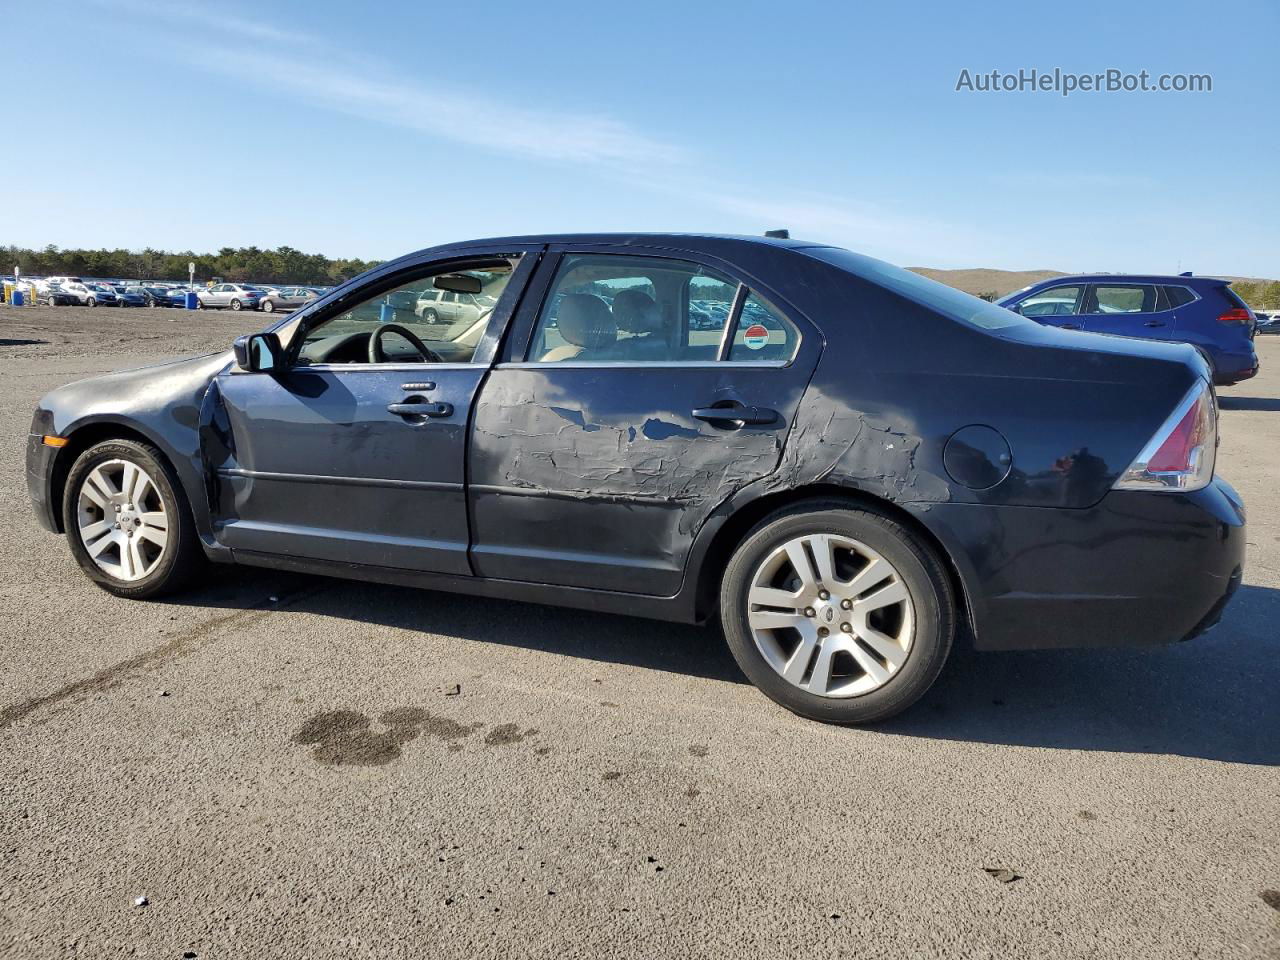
[{"left": 3, "top": 0, "right": 1277, "bottom": 275}]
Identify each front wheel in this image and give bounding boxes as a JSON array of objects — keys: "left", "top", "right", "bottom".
[
  {"left": 424, "top": 308, "right": 439, "bottom": 323},
  {"left": 261, "top": 299, "right": 275, "bottom": 313},
  {"left": 719, "top": 502, "right": 955, "bottom": 724},
  {"left": 63, "top": 439, "right": 205, "bottom": 599}
]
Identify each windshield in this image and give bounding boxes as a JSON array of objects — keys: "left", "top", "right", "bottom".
[{"left": 804, "top": 247, "right": 1035, "bottom": 332}]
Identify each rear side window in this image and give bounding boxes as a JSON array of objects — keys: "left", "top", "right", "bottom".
[
  {"left": 727, "top": 292, "right": 801, "bottom": 362},
  {"left": 1220, "top": 286, "right": 1249, "bottom": 310},
  {"left": 526, "top": 254, "right": 800, "bottom": 364},
  {"left": 1163, "top": 285, "right": 1197, "bottom": 308},
  {"left": 1090, "top": 285, "right": 1156, "bottom": 314}
]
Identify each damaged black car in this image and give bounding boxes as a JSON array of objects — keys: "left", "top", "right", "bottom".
[{"left": 27, "top": 234, "right": 1245, "bottom": 722}]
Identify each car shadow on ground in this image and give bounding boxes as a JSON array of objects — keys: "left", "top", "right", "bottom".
[
  {"left": 163, "top": 571, "right": 1280, "bottom": 766},
  {"left": 1218, "top": 396, "right": 1280, "bottom": 411}
]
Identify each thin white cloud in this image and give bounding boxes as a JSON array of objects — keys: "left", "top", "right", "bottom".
[{"left": 86, "top": 0, "right": 1001, "bottom": 265}]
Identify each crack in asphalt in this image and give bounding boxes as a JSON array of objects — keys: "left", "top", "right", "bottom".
[{"left": 0, "top": 588, "right": 315, "bottom": 731}]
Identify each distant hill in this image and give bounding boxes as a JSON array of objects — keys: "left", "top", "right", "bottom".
[
  {"left": 910, "top": 267, "right": 1280, "bottom": 307},
  {"left": 908, "top": 267, "right": 1067, "bottom": 298}
]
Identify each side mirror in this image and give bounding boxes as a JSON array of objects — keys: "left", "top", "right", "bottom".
[{"left": 232, "top": 332, "right": 283, "bottom": 372}]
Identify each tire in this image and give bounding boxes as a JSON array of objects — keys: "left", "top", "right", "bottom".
[
  {"left": 261, "top": 299, "right": 275, "bottom": 313},
  {"left": 62, "top": 439, "right": 205, "bottom": 600},
  {"left": 719, "top": 501, "right": 955, "bottom": 724},
  {"left": 87, "top": 297, "right": 97, "bottom": 308},
  {"left": 195, "top": 298, "right": 205, "bottom": 309},
  {"left": 424, "top": 308, "right": 439, "bottom": 323},
  {"left": 230, "top": 298, "right": 242, "bottom": 311}
]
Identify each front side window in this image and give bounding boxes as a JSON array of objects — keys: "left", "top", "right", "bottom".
[
  {"left": 1090, "top": 285, "right": 1155, "bottom": 314},
  {"left": 1018, "top": 285, "right": 1082, "bottom": 317},
  {"left": 295, "top": 262, "right": 514, "bottom": 365}
]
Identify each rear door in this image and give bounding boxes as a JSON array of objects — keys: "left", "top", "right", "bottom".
[
  {"left": 205, "top": 247, "right": 539, "bottom": 573},
  {"left": 1080, "top": 283, "right": 1172, "bottom": 340},
  {"left": 467, "top": 245, "right": 822, "bottom": 596}
]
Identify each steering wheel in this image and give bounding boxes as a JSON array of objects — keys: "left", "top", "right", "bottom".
[{"left": 368, "top": 322, "right": 443, "bottom": 364}]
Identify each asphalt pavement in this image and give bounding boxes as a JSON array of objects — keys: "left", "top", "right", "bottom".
[{"left": 2, "top": 305, "right": 1278, "bottom": 959}]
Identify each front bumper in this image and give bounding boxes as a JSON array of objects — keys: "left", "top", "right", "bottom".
[
  {"left": 27, "top": 417, "right": 62, "bottom": 534},
  {"left": 911, "top": 476, "right": 1246, "bottom": 651}
]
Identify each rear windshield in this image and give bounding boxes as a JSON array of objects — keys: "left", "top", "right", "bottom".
[
  {"left": 803, "top": 247, "right": 1034, "bottom": 332},
  {"left": 1220, "top": 286, "right": 1249, "bottom": 310}
]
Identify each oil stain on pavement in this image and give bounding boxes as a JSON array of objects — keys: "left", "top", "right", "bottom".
[{"left": 293, "top": 708, "right": 481, "bottom": 766}]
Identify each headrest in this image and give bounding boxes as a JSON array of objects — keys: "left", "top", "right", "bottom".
[
  {"left": 557, "top": 294, "right": 616, "bottom": 348},
  {"left": 611, "top": 289, "right": 662, "bottom": 334}
]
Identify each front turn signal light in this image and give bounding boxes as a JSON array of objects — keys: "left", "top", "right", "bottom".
[{"left": 41, "top": 435, "right": 69, "bottom": 448}]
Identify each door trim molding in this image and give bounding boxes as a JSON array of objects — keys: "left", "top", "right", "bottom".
[{"left": 217, "top": 467, "right": 463, "bottom": 492}]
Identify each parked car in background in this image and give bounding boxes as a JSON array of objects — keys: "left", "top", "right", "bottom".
[
  {"left": 80, "top": 283, "right": 119, "bottom": 307},
  {"left": 1255, "top": 311, "right": 1280, "bottom": 334},
  {"left": 258, "top": 286, "right": 318, "bottom": 313},
  {"left": 196, "top": 283, "right": 263, "bottom": 311},
  {"left": 111, "top": 285, "right": 147, "bottom": 308},
  {"left": 129, "top": 285, "right": 187, "bottom": 308},
  {"left": 26, "top": 233, "right": 1245, "bottom": 724},
  {"left": 37, "top": 285, "right": 81, "bottom": 307},
  {"left": 999, "top": 274, "right": 1259, "bottom": 385},
  {"left": 415, "top": 287, "right": 497, "bottom": 323}
]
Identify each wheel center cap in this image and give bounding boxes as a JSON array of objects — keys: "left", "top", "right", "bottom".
[{"left": 816, "top": 601, "right": 837, "bottom": 624}]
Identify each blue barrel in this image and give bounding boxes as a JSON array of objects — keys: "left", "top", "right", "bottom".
[
  {"left": 185, "top": 291, "right": 198, "bottom": 310},
  {"left": 379, "top": 302, "right": 395, "bottom": 324},
  {"left": 11, "top": 290, "right": 24, "bottom": 306}
]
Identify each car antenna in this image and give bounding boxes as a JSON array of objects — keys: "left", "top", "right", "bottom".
[{"left": 764, "top": 229, "right": 790, "bottom": 239}]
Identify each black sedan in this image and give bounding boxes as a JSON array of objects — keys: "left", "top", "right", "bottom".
[
  {"left": 25, "top": 234, "right": 1245, "bottom": 723},
  {"left": 37, "top": 285, "right": 81, "bottom": 307}
]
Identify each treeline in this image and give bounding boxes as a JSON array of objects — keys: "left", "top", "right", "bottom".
[
  {"left": 2, "top": 244, "right": 383, "bottom": 285},
  {"left": 1231, "top": 279, "right": 1280, "bottom": 310}
]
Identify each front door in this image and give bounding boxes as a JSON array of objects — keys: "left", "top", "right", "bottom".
[
  {"left": 205, "top": 251, "right": 536, "bottom": 573},
  {"left": 468, "top": 247, "right": 822, "bottom": 596}
]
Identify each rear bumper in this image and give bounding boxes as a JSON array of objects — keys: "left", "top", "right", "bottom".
[
  {"left": 1211, "top": 349, "right": 1259, "bottom": 385},
  {"left": 910, "top": 477, "right": 1246, "bottom": 651}
]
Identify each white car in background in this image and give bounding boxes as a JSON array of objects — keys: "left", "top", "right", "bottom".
[{"left": 414, "top": 288, "right": 497, "bottom": 323}]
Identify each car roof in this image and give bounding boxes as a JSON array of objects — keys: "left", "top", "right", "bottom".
[
  {"left": 444, "top": 232, "right": 824, "bottom": 251},
  {"left": 1024, "top": 273, "right": 1230, "bottom": 287}
]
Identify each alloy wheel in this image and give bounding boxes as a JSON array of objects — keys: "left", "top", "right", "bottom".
[
  {"left": 76, "top": 459, "right": 169, "bottom": 582},
  {"left": 746, "top": 534, "right": 915, "bottom": 698}
]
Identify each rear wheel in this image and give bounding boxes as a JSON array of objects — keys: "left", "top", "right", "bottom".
[
  {"left": 230, "top": 298, "right": 242, "bottom": 311},
  {"left": 86, "top": 297, "right": 97, "bottom": 308},
  {"left": 63, "top": 439, "right": 204, "bottom": 599},
  {"left": 720, "top": 502, "right": 954, "bottom": 724},
  {"left": 261, "top": 298, "right": 275, "bottom": 313}
]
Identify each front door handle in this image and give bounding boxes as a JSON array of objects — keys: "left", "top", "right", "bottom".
[
  {"left": 692, "top": 401, "right": 778, "bottom": 427},
  {"left": 1058, "top": 323, "right": 1082, "bottom": 330},
  {"left": 387, "top": 397, "right": 452, "bottom": 419},
  {"left": 1143, "top": 320, "right": 1166, "bottom": 327}
]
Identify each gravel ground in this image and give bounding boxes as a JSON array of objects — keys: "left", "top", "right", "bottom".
[{"left": 2, "top": 305, "right": 1278, "bottom": 959}]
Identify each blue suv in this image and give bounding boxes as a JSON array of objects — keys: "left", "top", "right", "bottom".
[{"left": 999, "top": 274, "right": 1259, "bottom": 385}]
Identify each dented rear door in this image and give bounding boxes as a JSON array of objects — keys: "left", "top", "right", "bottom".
[{"left": 467, "top": 246, "right": 821, "bottom": 596}]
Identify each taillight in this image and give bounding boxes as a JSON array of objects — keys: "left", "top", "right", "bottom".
[
  {"left": 1217, "top": 308, "right": 1252, "bottom": 325},
  {"left": 1114, "top": 380, "right": 1216, "bottom": 492}
]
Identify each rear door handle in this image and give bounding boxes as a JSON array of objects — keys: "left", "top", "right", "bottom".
[
  {"left": 1058, "top": 322, "right": 1082, "bottom": 330},
  {"left": 692, "top": 401, "right": 778, "bottom": 426},
  {"left": 1143, "top": 320, "right": 1166, "bottom": 327},
  {"left": 387, "top": 398, "right": 452, "bottom": 418}
]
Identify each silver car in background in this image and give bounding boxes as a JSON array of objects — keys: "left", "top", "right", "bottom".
[
  {"left": 414, "top": 288, "right": 497, "bottom": 323},
  {"left": 258, "top": 286, "right": 319, "bottom": 314},
  {"left": 196, "top": 283, "right": 264, "bottom": 311}
]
